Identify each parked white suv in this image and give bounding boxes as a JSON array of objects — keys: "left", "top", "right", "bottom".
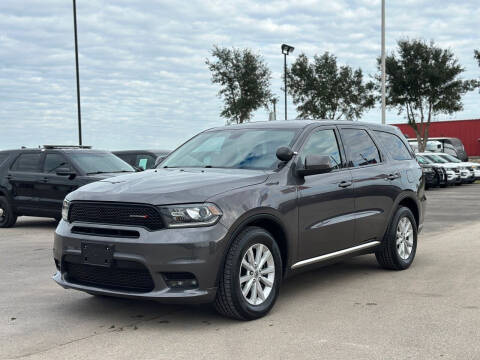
[
  {"left": 417, "top": 152, "right": 467, "bottom": 184},
  {"left": 434, "top": 153, "right": 479, "bottom": 182}
]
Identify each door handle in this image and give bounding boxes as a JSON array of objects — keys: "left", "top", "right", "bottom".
[
  {"left": 6, "top": 174, "right": 12, "bottom": 180},
  {"left": 42, "top": 177, "right": 49, "bottom": 183},
  {"left": 338, "top": 180, "right": 352, "bottom": 188},
  {"left": 386, "top": 173, "right": 400, "bottom": 180}
]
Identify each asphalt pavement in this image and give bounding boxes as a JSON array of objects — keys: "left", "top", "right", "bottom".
[{"left": 1, "top": 184, "right": 480, "bottom": 359}]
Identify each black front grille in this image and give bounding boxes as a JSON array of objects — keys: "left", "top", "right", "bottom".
[
  {"left": 65, "top": 261, "right": 155, "bottom": 293},
  {"left": 69, "top": 202, "right": 163, "bottom": 230}
]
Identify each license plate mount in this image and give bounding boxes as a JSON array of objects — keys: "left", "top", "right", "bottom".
[{"left": 81, "top": 242, "right": 114, "bottom": 267}]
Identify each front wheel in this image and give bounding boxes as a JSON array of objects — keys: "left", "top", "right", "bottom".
[
  {"left": 214, "top": 226, "right": 282, "bottom": 320},
  {"left": 0, "top": 196, "right": 17, "bottom": 228},
  {"left": 375, "top": 206, "right": 417, "bottom": 270}
]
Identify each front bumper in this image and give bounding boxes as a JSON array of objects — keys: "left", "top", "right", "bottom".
[
  {"left": 460, "top": 170, "right": 474, "bottom": 183},
  {"left": 470, "top": 168, "right": 480, "bottom": 180},
  {"left": 53, "top": 220, "right": 230, "bottom": 303}
]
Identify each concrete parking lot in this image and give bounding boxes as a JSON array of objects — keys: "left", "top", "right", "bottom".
[{"left": 1, "top": 185, "right": 480, "bottom": 360}]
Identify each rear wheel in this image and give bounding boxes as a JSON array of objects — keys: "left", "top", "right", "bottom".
[
  {"left": 214, "top": 226, "right": 282, "bottom": 320},
  {"left": 0, "top": 196, "right": 17, "bottom": 228},
  {"left": 375, "top": 206, "right": 417, "bottom": 270}
]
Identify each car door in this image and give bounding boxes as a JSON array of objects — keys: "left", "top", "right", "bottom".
[
  {"left": 38, "top": 152, "right": 80, "bottom": 214},
  {"left": 8, "top": 151, "right": 43, "bottom": 213},
  {"left": 297, "top": 126, "right": 355, "bottom": 261},
  {"left": 338, "top": 127, "right": 395, "bottom": 244}
]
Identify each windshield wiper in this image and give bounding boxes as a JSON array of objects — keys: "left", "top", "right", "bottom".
[
  {"left": 87, "top": 171, "right": 110, "bottom": 175},
  {"left": 87, "top": 170, "right": 133, "bottom": 175}
]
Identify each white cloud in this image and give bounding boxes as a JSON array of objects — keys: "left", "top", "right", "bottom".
[{"left": 0, "top": 0, "right": 479, "bottom": 151}]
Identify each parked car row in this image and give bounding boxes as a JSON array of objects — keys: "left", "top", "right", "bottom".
[
  {"left": 1, "top": 121, "right": 478, "bottom": 320},
  {"left": 415, "top": 152, "right": 479, "bottom": 189}
]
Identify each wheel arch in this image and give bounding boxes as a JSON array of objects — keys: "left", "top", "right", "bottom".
[
  {"left": 385, "top": 191, "right": 421, "bottom": 234},
  {"left": 216, "top": 210, "right": 292, "bottom": 286}
]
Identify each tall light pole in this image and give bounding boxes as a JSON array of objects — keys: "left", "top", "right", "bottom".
[
  {"left": 73, "top": 0, "right": 82, "bottom": 145},
  {"left": 281, "top": 44, "right": 294, "bottom": 120},
  {"left": 381, "top": 0, "right": 386, "bottom": 125}
]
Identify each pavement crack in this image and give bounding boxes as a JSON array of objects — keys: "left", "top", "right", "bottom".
[{"left": 9, "top": 307, "right": 185, "bottom": 360}]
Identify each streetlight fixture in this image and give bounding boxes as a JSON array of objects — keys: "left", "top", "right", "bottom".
[
  {"left": 281, "top": 44, "right": 294, "bottom": 120},
  {"left": 72, "top": 0, "right": 82, "bottom": 145}
]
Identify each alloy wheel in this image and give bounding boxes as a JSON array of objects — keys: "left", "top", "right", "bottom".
[
  {"left": 396, "top": 217, "right": 414, "bottom": 260},
  {"left": 239, "top": 243, "right": 275, "bottom": 306}
]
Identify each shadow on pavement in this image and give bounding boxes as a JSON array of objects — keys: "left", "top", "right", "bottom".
[{"left": 55, "top": 255, "right": 381, "bottom": 327}]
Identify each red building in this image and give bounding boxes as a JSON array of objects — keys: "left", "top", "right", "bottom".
[{"left": 393, "top": 119, "right": 480, "bottom": 157}]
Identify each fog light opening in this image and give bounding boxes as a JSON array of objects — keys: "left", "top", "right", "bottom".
[{"left": 162, "top": 273, "right": 198, "bottom": 289}]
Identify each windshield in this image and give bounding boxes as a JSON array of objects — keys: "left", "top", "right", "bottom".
[
  {"left": 440, "top": 154, "right": 461, "bottom": 163},
  {"left": 69, "top": 152, "right": 135, "bottom": 174},
  {"left": 416, "top": 155, "right": 430, "bottom": 164},
  {"left": 423, "top": 154, "right": 447, "bottom": 163},
  {"left": 162, "top": 128, "right": 299, "bottom": 170}
]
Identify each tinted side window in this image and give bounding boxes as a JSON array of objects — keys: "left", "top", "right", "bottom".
[
  {"left": 374, "top": 131, "right": 412, "bottom": 161},
  {"left": 11, "top": 153, "right": 42, "bottom": 172},
  {"left": 300, "top": 129, "right": 342, "bottom": 169},
  {"left": 44, "top": 153, "right": 71, "bottom": 173},
  {"left": 115, "top": 154, "right": 135, "bottom": 166},
  {"left": 135, "top": 154, "right": 156, "bottom": 170},
  {"left": 342, "top": 129, "right": 381, "bottom": 167},
  {"left": 0, "top": 153, "right": 9, "bottom": 166}
]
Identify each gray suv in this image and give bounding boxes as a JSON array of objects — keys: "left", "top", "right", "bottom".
[{"left": 53, "top": 121, "right": 425, "bottom": 320}]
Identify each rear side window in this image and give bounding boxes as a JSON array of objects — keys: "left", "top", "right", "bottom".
[
  {"left": 43, "top": 153, "right": 72, "bottom": 173},
  {"left": 374, "top": 131, "right": 412, "bottom": 161},
  {"left": 342, "top": 129, "right": 381, "bottom": 167},
  {"left": 11, "top": 153, "right": 42, "bottom": 172}
]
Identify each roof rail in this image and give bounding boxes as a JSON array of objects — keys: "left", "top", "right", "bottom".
[{"left": 42, "top": 145, "right": 92, "bottom": 149}]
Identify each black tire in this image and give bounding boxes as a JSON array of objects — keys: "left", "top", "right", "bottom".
[
  {"left": 214, "top": 226, "right": 282, "bottom": 320},
  {"left": 375, "top": 206, "right": 417, "bottom": 270},
  {"left": 0, "top": 196, "right": 17, "bottom": 228}
]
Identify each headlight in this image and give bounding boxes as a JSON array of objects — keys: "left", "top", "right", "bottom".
[
  {"left": 62, "top": 199, "right": 71, "bottom": 222},
  {"left": 159, "top": 203, "right": 222, "bottom": 228}
]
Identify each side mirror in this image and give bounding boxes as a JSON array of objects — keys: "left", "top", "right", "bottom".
[
  {"left": 276, "top": 147, "right": 294, "bottom": 162},
  {"left": 56, "top": 167, "right": 76, "bottom": 178},
  {"left": 296, "top": 155, "right": 333, "bottom": 176}
]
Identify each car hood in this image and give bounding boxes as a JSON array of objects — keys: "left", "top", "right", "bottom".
[
  {"left": 86, "top": 172, "right": 136, "bottom": 180},
  {"left": 69, "top": 168, "right": 270, "bottom": 204},
  {"left": 436, "top": 163, "right": 459, "bottom": 169}
]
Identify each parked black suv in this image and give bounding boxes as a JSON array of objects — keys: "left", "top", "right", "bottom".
[
  {"left": 0, "top": 146, "right": 135, "bottom": 227},
  {"left": 415, "top": 155, "right": 447, "bottom": 188},
  {"left": 53, "top": 121, "right": 425, "bottom": 320}
]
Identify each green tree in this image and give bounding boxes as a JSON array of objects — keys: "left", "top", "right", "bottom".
[
  {"left": 206, "top": 46, "right": 272, "bottom": 124},
  {"left": 287, "top": 52, "right": 375, "bottom": 120},
  {"left": 381, "top": 39, "right": 477, "bottom": 152},
  {"left": 475, "top": 49, "right": 480, "bottom": 66}
]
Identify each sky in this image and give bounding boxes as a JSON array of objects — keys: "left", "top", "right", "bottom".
[{"left": 0, "top": 0, "right": 479, "bottom": 151}]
